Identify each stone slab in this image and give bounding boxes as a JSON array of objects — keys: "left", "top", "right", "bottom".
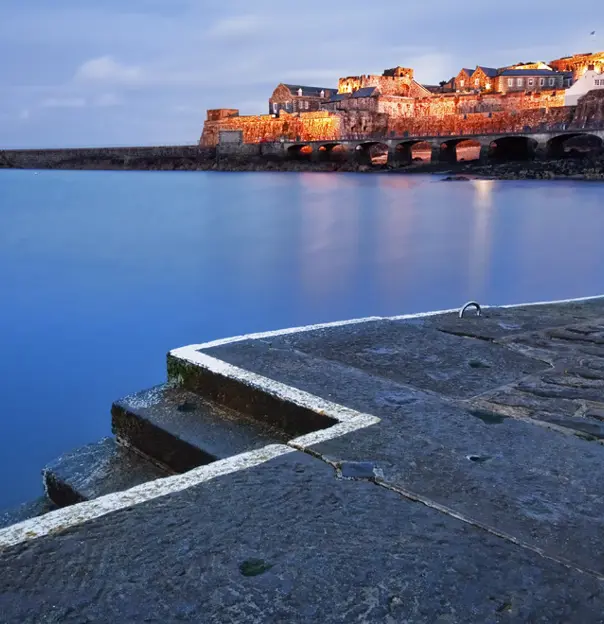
[
  {"left": 201, "top": 338, "right": 604, "bottom": 574},
  {"left": 112, "top": 384, "right": 289, "bottom": 473},
  {"left": 214, "top": 319, "right": 546, "bottom": 400},
  {"left": 418, "top": 298, "right": 604, "bottom": 342},
  {"left": 2, "top": 453, "right": 604, "bottom": 623},
  {"left": 43, "top": 437, "right": 169, "bottom": 507}
]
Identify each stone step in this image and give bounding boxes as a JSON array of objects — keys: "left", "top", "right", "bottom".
[
  {"left": 43, "top": 437, "right": 169, "bottom": 508},
  {"left": 167, "top": 354, "right": 338, "bottom": 437},
  {"left": 111, "top": 384, "right": 289, "bottom": 473}
]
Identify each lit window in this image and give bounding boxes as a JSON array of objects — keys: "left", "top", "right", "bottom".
[
  {"left": 320, "top": 90, "right": 325, "bottom": 98},
  {"left": 297, "top": 88, "right": 303, "bottom": 96},
  {"left": 486, "top": 82, "right": 491, "bottom": 90},
  {"left": 459, "top": 79, "right": 465, "bottom": 87},
  {"left": 475, "top": 78, "right": 480, "bottom": 86},
  {"left": 517, "top": 78, "right": 523, "bottom": 86},
  {"left": 508, "top": 78, "right": 514, "bottom": 86},
  {"left": 549, "top": 77, "right": 555, "bottom": 86}
]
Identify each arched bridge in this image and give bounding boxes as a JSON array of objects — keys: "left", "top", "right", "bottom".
[{"left": 271, "top": 129, "right": 604, "bottom": 166}]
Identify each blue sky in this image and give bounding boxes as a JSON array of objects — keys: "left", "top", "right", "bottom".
[{"left": 1, "top": 1, "right": 601, "bottom": 147}]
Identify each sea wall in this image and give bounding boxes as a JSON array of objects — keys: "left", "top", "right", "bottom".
[{"left": 0, "top": 145, "right": 215, "bottom": 170}]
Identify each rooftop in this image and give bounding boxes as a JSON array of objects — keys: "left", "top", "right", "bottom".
[
  {"left": 499, "top": 69, "right": 565, "bottom": 76},
  {"left": 282, "top": 84, "right": 336, "bottom": 97}
]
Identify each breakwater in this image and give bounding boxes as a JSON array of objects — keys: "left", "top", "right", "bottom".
[
  {"left": 0, "top": 145, "right": 215, "bottom": 171},
  {"left": 2, "top": 144, "right": 604, "bottom": 180}
]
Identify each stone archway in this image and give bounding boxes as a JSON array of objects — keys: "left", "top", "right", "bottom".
[
  {"left": 546, "top": 133, "right": 603, "bottom": 159},
  {"left": 490, "top": 136, "right": 537, "bottom": 162},
  {"left": 356, "top": 142, "right": 389, "bottom": 166}
]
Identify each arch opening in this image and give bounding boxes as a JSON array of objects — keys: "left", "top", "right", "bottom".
[
  {"left": 286, "top": 144, "right": 312, "bottom": 161},
  {"left": 490, "top": 136, "right": 536, "bottom": 162},
  {"left": 546, "top": 133, "right": 603, "bottom": 159},
  {"left": 356, "top": 142, "right": 389, "bottom": 166}
]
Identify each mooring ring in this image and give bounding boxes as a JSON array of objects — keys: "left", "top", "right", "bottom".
[{"left": 459, "top": 301, "right": 482, "bottom": 318}]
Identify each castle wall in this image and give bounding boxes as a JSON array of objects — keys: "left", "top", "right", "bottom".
[
  {"left": 200, "top": 111, "right": 340, "bottom": 147},
  {"left": 337, "top": 74, "right": 412, "bottom": 96}
]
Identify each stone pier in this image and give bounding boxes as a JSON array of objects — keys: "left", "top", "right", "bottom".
[{"left": 3, "top": 296, "right": 604, "bottom": 622}]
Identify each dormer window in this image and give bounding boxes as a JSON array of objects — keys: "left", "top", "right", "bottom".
[
  {"left": 320, "top": 90, "right": 325, "bottom": 98},
  {"left": 297, "top": 88, "right": 303, "bottom": 97}
]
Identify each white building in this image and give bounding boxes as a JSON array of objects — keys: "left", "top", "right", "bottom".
[{"left": 565, "top": 69, "right": 604, "bottom": 106}]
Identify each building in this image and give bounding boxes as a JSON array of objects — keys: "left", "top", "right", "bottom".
[
  {"left": 470, "top": 66, "right": 499, "bottom": 91},
  {"left": 550, "top": 52, "right": 604, "bottom": 79},
  {"left": 269, "top": 84, "right": 337, "bottom": 115},
  {"left": 505, "top": 61, "right": 553, "bottom": 71},
  {"left": 497, "top": 69, "right": 571, "bottom": 93},
  {"left": 455, "top": 68, "right": 474, "bottom": 92},
  {"left": 565, "top": 68, "right": 604, "bottom": 106}
]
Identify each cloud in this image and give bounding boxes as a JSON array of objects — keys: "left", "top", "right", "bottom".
[
  {"left": 95, "top": 93, "right": 121, "bottom": 107},
  {"left": 75, "top": 56, "right": 143, "bottom": 85},
  {"left": 18, "top": 109, "right": 30, "bottom": 120},
  {"left": 205, "top": 15, "right": 262, "bottom": 39},
  {"left": 41, "top": 97, "right": 86, "bottom": 108}
]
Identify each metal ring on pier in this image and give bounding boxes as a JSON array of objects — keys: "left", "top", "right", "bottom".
[{"left": 459, "top": 301, "right": 482, "bottom": 318}]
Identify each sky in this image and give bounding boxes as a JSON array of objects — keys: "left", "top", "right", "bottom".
[{"left": 0, "top": 1, "right": 602, "bottom": 148}]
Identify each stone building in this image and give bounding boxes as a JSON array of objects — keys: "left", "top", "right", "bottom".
[
  {"left": 497, "top": 69, "right": 571, "bottom": 93},
  {"left": 269, "top": 84, "right": 337, "bottom": 115},
  {"left": 337, "top": 67, "right": 426, "bottom": 97},
  {"left": 550, "top": 52, "right": 604, "bottom": 79},
  {"left": 455, "top": 68, "right": 474, "bottom": 92},
  {"left": 470, "top": 67, "right": 499, "bottom": 91}
]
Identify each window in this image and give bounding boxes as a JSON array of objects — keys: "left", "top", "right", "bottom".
[
  {"left": 272, "top": 102, "right": 278, "bottom": 114},
  {"left": 549, "top": 77, "right": 555, "bottom": 86},
  {"left": 517, "top": 78, "right": 523, "bottom": 86},
  {"left": 539, "top": 77, "right": 545, "bottom": 86},
  {"left": 297, "top": 88, "right": 303, "bottom": 96},
  {"left": 508, "top": 78, "right": 514, "bottom": 87},
  {"left": 304, "top": 101, "right": 309, "bottom": 110},
  {"left": 475, "top": 78, "right": 480, "bottom": 86},
  {"left": 486, "top": 82, "right": 491, "bottom": 90},
  {"left": 459, "top": 79, "right": 465, "bottom": 87},
  {"left": 528, "top": 78, "right": 534, "bottom": 86},
  {"left": 320, "top": 90, "right": 325, "bottom": 98}
]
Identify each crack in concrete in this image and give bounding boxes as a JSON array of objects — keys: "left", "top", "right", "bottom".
[{"left": 294, "top": 444, "right": 604, "bottom": 583}]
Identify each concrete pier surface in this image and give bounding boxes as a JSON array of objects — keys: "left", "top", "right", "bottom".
[{"left": 3, "top": 296, "right": 604, "bottom": 622}]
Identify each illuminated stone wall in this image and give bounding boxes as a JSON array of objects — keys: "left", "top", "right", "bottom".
[
  {"left": 386, "top": 106, "right": 574, "bottom": 138},
  {"left": 200, "top": 92, "right": 572, "bottom": 146},
  {"left": 337, "top": 72, "right": 414, "bottom": 96},
  {"left": 200, "top": 111, "right": 340, "bottom": 146},
  {"left": 550, "top": 52, "right": 604, "bottom": 78}
]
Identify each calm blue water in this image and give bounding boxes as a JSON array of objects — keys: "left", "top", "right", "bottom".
[{"left": 1, "top": 170, "right": 603, "bottom": 510}]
